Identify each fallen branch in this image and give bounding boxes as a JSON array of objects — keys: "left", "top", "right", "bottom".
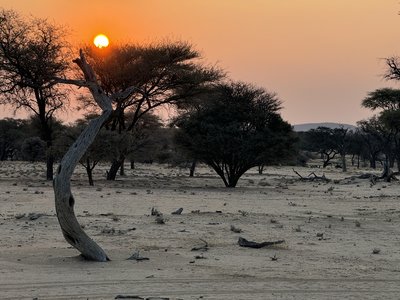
[
  {"left": 345, "top": 170, "right": 400, "bottom": 184},
  {"left": 292, "top": 169, "right": 330, "bottom": 182},
  {"left": 238, "top": 237, "right": 285, "bottom": 248}
]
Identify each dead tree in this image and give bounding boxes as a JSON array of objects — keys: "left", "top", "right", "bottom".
[
  {"left": 53, "top": 50, "right": 131, "bottom": 261},
  {"left": 292, "top": 169, "right": 330, "bottom": 182}
]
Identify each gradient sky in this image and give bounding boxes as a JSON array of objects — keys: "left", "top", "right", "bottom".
[{"left": 0, "top": 0, "right": 399, "bottom": 125}]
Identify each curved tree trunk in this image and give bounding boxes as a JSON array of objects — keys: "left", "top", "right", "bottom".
[{"left": 54, "top": 50, "right": 113, "bottom": 262}]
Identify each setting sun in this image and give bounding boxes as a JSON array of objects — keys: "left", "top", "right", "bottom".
[{"left": 93, "top": 34, "right": 109, "bottom": 48}]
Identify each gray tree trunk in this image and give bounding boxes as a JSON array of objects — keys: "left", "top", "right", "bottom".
[
  {"left": 341, "top": 154, "right": 347, "bottom": 172},
  {"left": 53, "top": 50, "right": 113, "bottom": 262}
]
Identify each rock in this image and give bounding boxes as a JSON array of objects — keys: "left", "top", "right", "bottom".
[{"left": 171, "top": 208, "right": 183, "bottom": 215}]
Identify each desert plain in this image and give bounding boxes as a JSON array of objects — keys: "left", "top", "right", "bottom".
[{"left": 1, "top": 161, "right": 400, "bottom": 299}]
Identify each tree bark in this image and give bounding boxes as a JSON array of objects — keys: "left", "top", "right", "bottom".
[
  {"left": 107, "top": 158, "right": 123, "bottom": 180},
  {"left": 189, "top": 159, "right": 197, "bottom": 177},
  {"left": 258, "top": 165, "right": 264, "bottom": 175},
  {"left": 54, "top": 50, "right": 112, "bottom": 262},
  {"left": 86, "top": 158, "right": 94, "bottom": 186},
  {"left": 370, "top": 157, "right": 376, "bottom": 169},
  {"left": 119, "top": 158, "right": 125, "bottom": 176},
  {"left": 46, "top": 153, "right": 54, "bottom": 180},
  {"left": 341, "top": 154, "right": 347, "bottom": 172}
]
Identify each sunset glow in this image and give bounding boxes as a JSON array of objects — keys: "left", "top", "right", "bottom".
[
  {"left": 0, "top": 0, "right": 399, "bottom": 125},
  {"left": 93, "top": 34, "right": 109, "bottom": 48}
]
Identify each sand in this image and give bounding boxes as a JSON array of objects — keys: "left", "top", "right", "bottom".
[{"left": 1, "top": 161, "right": 400, "bottom": 299}]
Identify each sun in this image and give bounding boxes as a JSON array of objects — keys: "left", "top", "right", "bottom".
[{"left": 93, "top": 34, "right": 109, "bottom": 48}]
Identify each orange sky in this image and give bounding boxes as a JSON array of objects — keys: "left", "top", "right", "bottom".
[{"left": 0, "top": 0, "right": 399, "bottom": 125}]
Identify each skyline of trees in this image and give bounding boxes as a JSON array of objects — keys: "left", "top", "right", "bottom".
[{"left": 0, "top": 8, "right": 399, "bottom": 181}]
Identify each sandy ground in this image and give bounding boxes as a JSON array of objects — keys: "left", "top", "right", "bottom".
[{"left": 1, "top": 161, "right": 400, "bottom": 299}]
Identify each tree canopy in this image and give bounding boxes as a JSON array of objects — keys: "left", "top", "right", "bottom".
[
  {"left": 0, "top": 9, "right": 70, "bottom": 179},
  {"left": 174, "top": 81, "right": 297, "bottom": 187}
]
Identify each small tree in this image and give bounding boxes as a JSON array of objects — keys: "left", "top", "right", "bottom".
[
  {"left": 0, "top": 118, "right": 28, "bottom": 160},
  {"left": 347, "top": 130, "right": 365, "bottom": 168},
  {"left": 358, "top": 117, "right": 393, "bottom": 169},
  {"left": 304, "top": 127, "right": 338, "bottom": 168},
  {"left": 332, "top": 127, "right": 350, "bottom": 172},
  {"left": 20, "top": 137, "right": 46, "bottom": 162},
  {"left": 174, "top": 81, "right": 296, "bottom": 187},
  {"left": 379, "top": 110, "right": 400, "bottom": 171},
  {"left": 0, "top": 10, "right": 70, "bottom": 180}
]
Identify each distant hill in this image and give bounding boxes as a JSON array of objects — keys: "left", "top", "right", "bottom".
[{"left": 293, "top": 122, "right": 357, "bottom": 132}]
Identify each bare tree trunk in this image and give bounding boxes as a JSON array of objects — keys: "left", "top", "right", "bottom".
[
  {"left": 107, "top": 158, "right": 122, "bottom": 180},
  {"left": 351, "top": 154, "right": 355, "bottom": 166},
  {"left": 258, "top": 165, "right": 264, "bottom": 175},
  {"left": 130, "top": 159, "right": 135, "bottom": 169},
  {"left": 85, "top": 158, "right": 94, "bottom": 186},
  {"left": 54, "top": 50, "right": 113, "bottom": 262},
  {"left": 119, "top": 158, "right": 125, "bottom": 176},
  {"left": 46, "top": 153, "right": 54, "bottom": 180},
  {"left": 370, "top": 158, "right": 376, "bottom": 169},
  {"left": 341, "top": 154, "right": 347, "bottom": 172},
  {"left": 189, "top": 159, "right": 197, "bottom": 177}
]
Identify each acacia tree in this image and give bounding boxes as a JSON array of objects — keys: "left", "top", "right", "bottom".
[
  {"left": 0, "top": 10, "right": 69, "bottom": 180},
  {"left": 0, "top": 118, "right": 28, "bottom": 160},
  {"left": 81, "top": 43, "right": 222, "bottom": 180},
  {"left": 304, "top": 127, "right": 338, "bottom": 168},
  {"left": 346, "top": 130, "right": 366, "bottom": 168},
  {"left": 362, "top": 88, "right": 400, "bottom": 111},
  {"left": 380, "top": 110, "right": 400, "bottom": 171},
  {"left": 174, "top": 81, "right": 296, "bottom": 187},
  {"left": 357, "top": 117, "right": 388, "bottom": 169},
  {"left": 361, "top": 87, "right": 400, "bottom": 169},
  {"left": 332, "top": 127, "right": 350, "bottom": 172}
]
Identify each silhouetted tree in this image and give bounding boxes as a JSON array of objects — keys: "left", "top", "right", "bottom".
[
  {"left": 81, "top": 42, "right": 222, "bottom": 180},
  {"left": 380, "top": 110, "right": 400, "bottom": 171},
  {"left": 304, "top": 127, "right": 338, "bottom": 168},
  {"left": 20, "top": 137, "right": 46, "bottom": 162},
  {"left": 347, "top": 130, "right": 365, "bottom": 168},
  {"left": 0, "top": 9, "right": 69, "bottom": 180},
  {"left": 358, "top": 117, "right": 392, "bottom": 169},
  {"left": 105, "top": 113, "right": 163, "bottom": 179},
  {"left": 174, "top": 81, "right": 296, "bottom": 187},
  {"left": 0, "top": 118, "right": 28, "bottom": 160},
  {"left": 362, "top": 88, "right": 400, "bottom": 111},
  {"left": 360, "top": 87, "right": 400, "bottom": 169},
  {"left": 332, "top": 127, "right": 350, "bottom": 172}
]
